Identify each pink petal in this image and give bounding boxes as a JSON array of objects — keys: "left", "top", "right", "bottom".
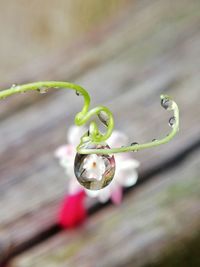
[
  {"left": 58, "top": 190, "right": 87, "bottom": 229},
  {"left": 111, "top": 186, "right": 123, "bottom": 205}
]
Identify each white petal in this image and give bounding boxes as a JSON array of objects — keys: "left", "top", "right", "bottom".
[
  {"left": 85, "top": 189, "right": 99, "bottom": 198},
  {"left": 89, "top": 154, "right": 98, "bottom": 164},
  {"left": 54, "top": 145, "right": 68, "bottom": 159},
  {"left": 96, "top": 156, "right": 106, "bottom": 173},
  {"left": 67, "top": 125, "right": 87, "bottom": 146},
  {"left": 87, "top": 170, "right": 100, "bottom": 180},
  {"left": 59, "top": 158, "right": 70, "bottom": 168},
  {"left": 55, "top": 145, "right": 75, "bottom": 159},
  {"left": 98, "top": 187, "right": 111, "bottom": 203},
  {"left": 55, "top": 145, "right": 75, "bottom": 175},
  {"left": 107, "top": 130, "right": 128, "bottom": 147},
  {"left": 84, "top": 168, "right": 102, "bottom": 181},
  {"left": 117, "top": 159, "right": 140, "bottom": 171},
  {"left": 68, "top": 178, "right": 83, "bottom": 194},
  {"left": 64, "top": 162, "right": 74, "bottom": 177},
  {"left": 118, "top": 170, "right": 138, "bottom": 187},
  {"left": 82, "top": 154, "right": 106, "bottom": 181},
  {"left": 82, "top": 154, "right": 96, "bottom": 169},
  {"left": 85, "top": 183, "right": 112, "bottom": 203}
]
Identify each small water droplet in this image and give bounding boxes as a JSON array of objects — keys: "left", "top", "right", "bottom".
[
  {"left": 74, "top": 142, "right": 115, "bottom": 190},
  {"left": 131, "top": 142, "right": 139, "bottom": 146},
  {"left": 161, "top": 98, "right": 173, "bottom": 110},
  {"left": 38, "top": 87, "right": 48, "bottom": 94},
  {"left": 169, "top": 116, "right": 176, "bottom": 127},
  {"left": 98, "top": 111, "right": 109, "bottom": 126},
  {"left": 76, "top": 90, "right": 80, "bottom": 96},
  {"left": 152, "top": 139, "right": 157, "bottom": 142},
  {"left": 131, "top": 142, "right": 139, "bottom": 152},
  {"left": 11, "top": 84, "right": 17, "bottom": 88}
]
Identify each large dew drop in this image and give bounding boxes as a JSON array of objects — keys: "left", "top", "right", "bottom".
[{"left": 74, "top": 142, "right": 115, "bottom": 190}]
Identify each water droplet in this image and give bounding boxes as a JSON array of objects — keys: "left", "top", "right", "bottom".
[
  {"left": 38, "top": 87, "right": 48, "bottom": 94},
  {"left": 74, "top": 142, "right": 115, "bottom": 190},
  {"left": 152, "top": 139, "right": 157, "bottom": 142},
  {"left": 161, "top": 98, "right": 173, "bottom": 110},
  {"left": 98, "top": 111, "right": 109, "bottom": 126},
  {"left": 131, "top": 142, "right": 139, "bottom": 146},
  {"left": 76, "top": 90, "right": 80, "bottom": 96},
  {"left": 169, "top": 116, "right": 176, "bottom": 127},
  {"left": 131, "top": 142, "right": 139, "bottom": 152},
  {"left": 11, "top": 84, "right": 17, "bottom": 88}
]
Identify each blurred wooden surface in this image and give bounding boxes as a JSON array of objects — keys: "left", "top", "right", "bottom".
[
  {"left": 0, "top": 0, "right": 127, "bottom": 81},
  {"left": 0, "top": 0, "right": 200, "bottom": 266},
  {"left": 10, "top": 150, "right": 200, "bottom": 267}
]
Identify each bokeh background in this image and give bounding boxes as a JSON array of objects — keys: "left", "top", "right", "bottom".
[
  {"left": 0, "top": 0, "right": 126, "bottom": 81},
  {"left": 0, "top": 0, "right": 200, "bottom": 266}
]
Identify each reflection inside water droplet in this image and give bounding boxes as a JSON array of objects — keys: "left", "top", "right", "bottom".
[
  {"left": 11, "top": 84, "right": 17, "bottom": 88},
  {"left": 76, "top": 90, "right": 80, "bottom": 96},
  {"left": 98, "top": 111, "right": 109, "bottom": 126},
  {"left": 38, "top": 87, "right": 48, "bottom": 94},
  {"left": 161, "top": 98, "right": 173, "bottom": 110},
  {"left": 74, "top": 142, "right": 115, "bottom": 190},
  {"left": 131, "top": 142, "right": 139, "bottom": 152},
  {"left": 169, "top": 116, "right": 176, "bottom": 127}
]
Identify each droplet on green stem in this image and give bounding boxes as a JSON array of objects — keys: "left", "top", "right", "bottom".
[{"left": 169, "top": 116, "right": 176, "bottom": 127}]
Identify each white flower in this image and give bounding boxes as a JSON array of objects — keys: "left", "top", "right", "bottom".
[
  {"left": 55, "top": 126, "right": 140, "bottom": 204},
  {"left": 82, "top": 154, "right": 106, "bottom": 181}
]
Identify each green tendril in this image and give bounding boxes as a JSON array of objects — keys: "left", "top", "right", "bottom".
[{"left": 0, "top": 81, "right": 179, "bottom": 155}]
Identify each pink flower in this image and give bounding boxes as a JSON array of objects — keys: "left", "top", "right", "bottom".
[
  {"left": 55, "top": 126, "right": 140, "bottom": 206},
  {"left": 58, "top": 190, "right": 87, "bottom": 228}
]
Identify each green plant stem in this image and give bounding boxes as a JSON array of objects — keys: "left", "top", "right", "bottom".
[
  {"left": 79, "top": 94, "right": 179, "bottom": 154},
  {"left": 0, "top": 82, "right": 179, "bottom": 155}
]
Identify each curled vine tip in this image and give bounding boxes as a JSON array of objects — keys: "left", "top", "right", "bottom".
[
  {"left": 0, "top": 81, "right": 180, "bottom": 191},
  {"left": 0, "top": 81, "right": 179, "bottom": 156},
  {"left": 77, "top": 94, "right": 179, "bottom": 155}
]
